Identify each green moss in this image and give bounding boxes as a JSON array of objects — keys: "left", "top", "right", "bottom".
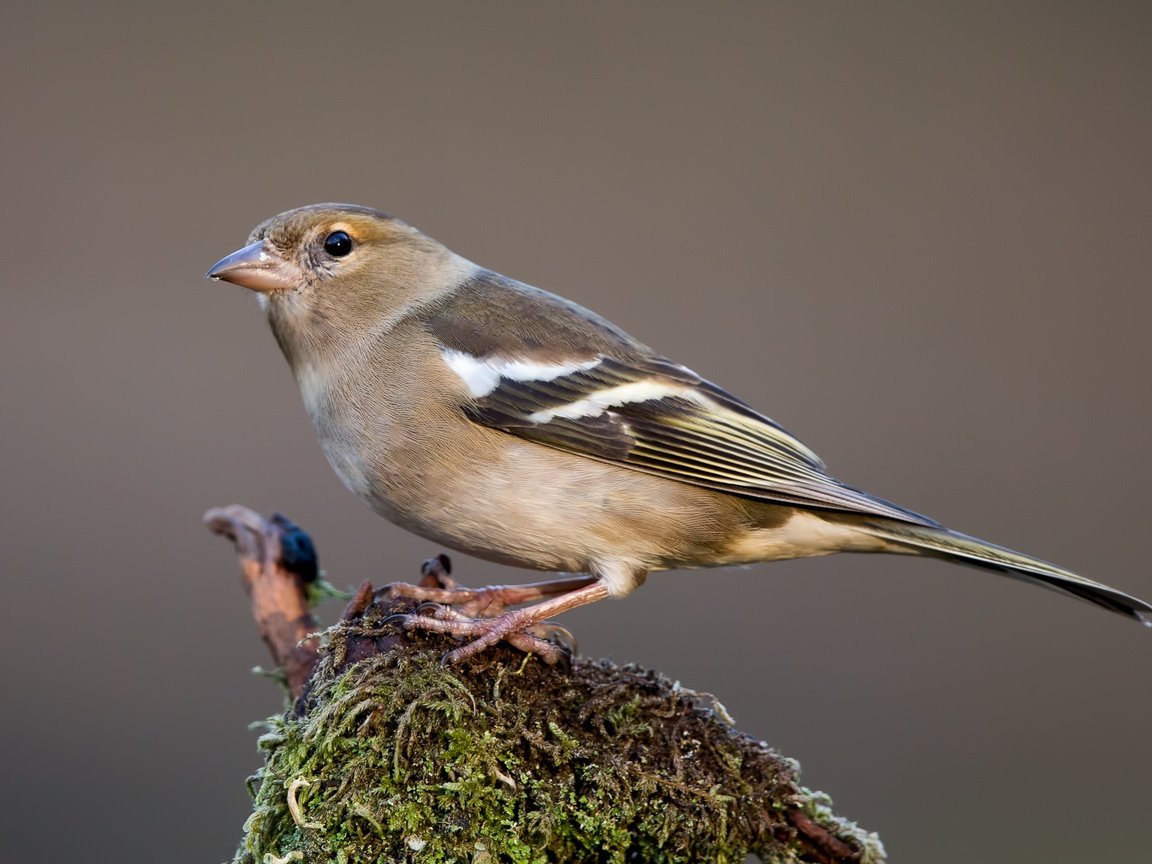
[{"left": 233, "top": 615, "right": 882, "bottom": 863}]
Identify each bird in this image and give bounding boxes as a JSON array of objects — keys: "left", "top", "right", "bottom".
[{"left": 207, "top": 203, "right": 1152, "bottom": 663}]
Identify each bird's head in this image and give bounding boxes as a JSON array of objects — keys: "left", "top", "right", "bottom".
[{"left": 207, "top": 203, "right": 472, "bottom": 362}]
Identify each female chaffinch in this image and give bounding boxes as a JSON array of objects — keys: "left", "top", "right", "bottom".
[{"left": 208, "top": 203, "right": 1151, "bottom": 662}]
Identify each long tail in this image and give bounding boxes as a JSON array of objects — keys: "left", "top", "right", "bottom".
[{"left": 857, "top": 519, "right": 1152, "bottom": 626}]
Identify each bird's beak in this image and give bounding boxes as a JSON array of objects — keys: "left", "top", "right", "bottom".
[{"left": 205, "top": 240, "right": 297, "bottom": 293}]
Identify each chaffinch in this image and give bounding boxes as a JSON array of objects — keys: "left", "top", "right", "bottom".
[{"left": 207, "top": 203, "right": 1151, "bottom": 662}]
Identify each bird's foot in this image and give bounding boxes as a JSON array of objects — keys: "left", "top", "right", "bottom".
[
  {"left": 382, "top": 557, "right": 598, "bottom": 619},
  {"left": 385, "top": 602, "right": 576, "bottom": 665},
  {"left": 382, "top": 562, "right": 610, "bottom": 664}
]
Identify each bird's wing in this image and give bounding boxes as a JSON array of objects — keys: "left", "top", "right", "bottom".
[{"left": 425, "top": 272, "right": 938, "bottom": 526}]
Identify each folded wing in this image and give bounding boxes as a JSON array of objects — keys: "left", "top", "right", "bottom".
[{"left": 453, "top": 350, "right": 937, "bottom": 526}]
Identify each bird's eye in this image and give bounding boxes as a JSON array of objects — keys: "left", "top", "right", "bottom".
[{"left": 323, "top": 231, "right": 354, "bottom": 258}]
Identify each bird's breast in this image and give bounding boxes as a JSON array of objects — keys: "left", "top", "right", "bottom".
[{"left": 292, "top": 359, "right": 386, "bottom": 504}]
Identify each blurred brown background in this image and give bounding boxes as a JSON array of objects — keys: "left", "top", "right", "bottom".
[{"left": 2, "top": 3, "right": 1149, "bottom": 861}]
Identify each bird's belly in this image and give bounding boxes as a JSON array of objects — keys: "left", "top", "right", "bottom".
[
  {"left": 363, "top": 453, "right": 637, "bottom": 573},
  {"left": 343, "top": 431, "right": 756, "bottom": 573}
]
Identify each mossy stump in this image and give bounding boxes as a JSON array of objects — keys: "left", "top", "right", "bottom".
[{"left": 234, "top": 594, "right": 884, "bottom": 864}]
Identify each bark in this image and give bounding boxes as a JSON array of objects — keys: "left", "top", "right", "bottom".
[{"left": 208, "top": 505, "right": 885, "bottom": 864}]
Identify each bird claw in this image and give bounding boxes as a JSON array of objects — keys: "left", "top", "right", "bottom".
[
  {"left": 523, "top": 622, "right": 577, "bottom": 656},
  {"left": 413, "top": 601, "right": 458, "bottom": 619}
]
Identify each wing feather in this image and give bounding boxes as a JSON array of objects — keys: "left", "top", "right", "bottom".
[
  {"left": 457, "top": 355, "right": 937, "bottom": 525},
  {"left": 425, "top": 273, "right": 933, "bottom": 525}
]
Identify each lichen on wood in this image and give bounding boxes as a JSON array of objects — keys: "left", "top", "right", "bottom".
[{"left": 210, "top": 506, "right": 885, "bottom": 864}]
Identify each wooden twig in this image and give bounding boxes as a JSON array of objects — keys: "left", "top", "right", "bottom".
[{"left": 204, "top": 505, "right": 321, "bottom": 701}]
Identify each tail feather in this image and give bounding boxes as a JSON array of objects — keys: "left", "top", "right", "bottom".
[{"left": 858, "top": 519, "right": 1152, "bottom": 626}]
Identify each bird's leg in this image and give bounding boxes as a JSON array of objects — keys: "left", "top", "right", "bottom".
[
  {"left": 388, "top": 580, "right": 612, "bottom": 664},
  {"left": 386, "top": 572, "right": 599, "bottom": 618}
]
